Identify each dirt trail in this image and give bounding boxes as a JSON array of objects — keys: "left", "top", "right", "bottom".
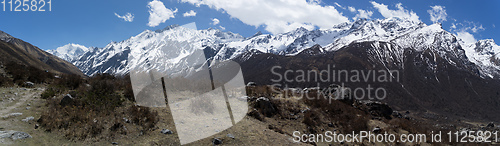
[{"left": 0, "top": 88, "right": 42, "bottom": 117}]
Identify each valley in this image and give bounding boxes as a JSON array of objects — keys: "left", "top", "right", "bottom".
[{"left": 0, "top": 16, "right": 499, "bottom": 145}]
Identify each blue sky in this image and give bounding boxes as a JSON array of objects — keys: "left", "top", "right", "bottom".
[{"left": 0, "top": 0, "right": 498, "bottom": 50}]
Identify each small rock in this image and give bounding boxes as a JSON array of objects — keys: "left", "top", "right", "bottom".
[
  {"left": 27, "top": 103, "right": 30, "bottom": 106},
  {"left": 212, "top": 138, "right": 222, "bottom": 145},
  {"left": 11, "top": 132, "right": 32, "bottom": 140},
  {"left": 372, "top": 127, "right": 381, "bottom": 133},
  {"left": 111, "top": 142, "right": 118, "bottom": 145},
  {"left": 227, "top": 134, "right": 235, "bottom": 139},
  {"left": 123, "top": 118, "right": 130, "bottom": 123},
  {"left": 328, "top": 122, "right": 334, "bottom": 127},
  {"left": 34, "top": 124, "right": 39, "bottom": 129},
  {"left": 160, "top": 129, "right": 173, "bottom": 134},
  {"left": 246, "top": 82, "right": 257, "bottom": 87},
  {"left": 26, "top": 107, "right": 30, "bottom": 110},
  {"left": 21, "top": 116, "right": 34, "bottom": 122},
  {"left": 487, "top": 122, "right": 495, "bottom": 128}
]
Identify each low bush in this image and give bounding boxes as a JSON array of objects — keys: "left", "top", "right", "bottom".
[
  {"left": 0, "top": 75, "right": 12, "bottom": 86},
  {"left": 4, "top": 61, "right": 53, "bottom": 84},
  {"left": 301, "top": 90, "right": 370, "bottom": 134},
  {"left": 38, "top": 73, "right": 158, "bottom": 141},
  {"left": 128, "top": 105, "right": 158, "bottom": 131},
  {"left": 40, "top": 87, "right": 58, "bottom": 99}
]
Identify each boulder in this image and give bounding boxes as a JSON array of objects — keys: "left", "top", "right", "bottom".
[
  {"left": 21, "top": 116, "right": 34, "bottom": 122},
  {"left": 212, "top": 138, "right": 222, "bottom": 145},
  {"left": 10, "top": 132, "right": 31, "bottom": 140},
  {"left": 487, "top": 122, "right": 495, "bottom": 128},
  {"left": 59, "top": 94, "right": 75, "bottom": 107},
  {"left": 365, "top": 101, "right": 393, "bottom": 119},
  {"left": 24, "top": 82, "right": 34, "bottom": 88},
  {"left": 255, "top": 97, "right": 277, "bottom": 117},
  {"left": 160, "top": 129, "right": 173, "bottom": 134}
]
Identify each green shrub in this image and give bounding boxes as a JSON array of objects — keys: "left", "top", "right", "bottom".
[
  {"left": 0, "top": 75, "right": 12, "bottom": 86},
  {"left": 41, "top": 87, "right": 58, "bottom": 99}
]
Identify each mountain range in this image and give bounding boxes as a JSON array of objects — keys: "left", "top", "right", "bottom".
[{"left": 49, "top": 18, "right": 500, "bottom": 80}]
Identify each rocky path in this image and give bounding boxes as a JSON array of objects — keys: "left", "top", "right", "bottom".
[{"left": 0, "top": 88, "right": 42, "bottom": 118}]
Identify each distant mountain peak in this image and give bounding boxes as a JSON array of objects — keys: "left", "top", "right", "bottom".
[{"left": 48, "top": 43, "right": 90, "bottom": 62}]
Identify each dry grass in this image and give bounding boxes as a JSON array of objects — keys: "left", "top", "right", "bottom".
[{"left": 37, "top": 73, "right": 159, "bottom": 141}]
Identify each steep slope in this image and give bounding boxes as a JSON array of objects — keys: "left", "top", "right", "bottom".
[
  {"left": 0, "top": 30, "right": 84, "bottom": 76},
  {"left": 235, "top": 43, "right": 500, "bottom": 121}
]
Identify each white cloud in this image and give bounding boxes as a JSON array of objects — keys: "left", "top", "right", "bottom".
[
  {"left": 354, "top": 9, "right": 373, "bottom": 20},
  {"left": 348, "top": 6, "right": 373, "bottom": 20},
  {"left": 114, "top": 12, "right": 134, "bottom": 22},
  {"left": 456, "top": 31, "right": 477, "bottom": 44},
  {"left": 183, "top": 10, "right": 197, "bottom": 17},
  {"left": 181, "top": 0, "right": 349, "bottom": 34},
  {"left": 147, "top": 0, "right": 178, "bottom": 27},
  {"left": 212, "top": 18, "right": 220, "bottom": 25},
  {"left": 219, "top": 26, "right": 226, "bottom": 30},
  {"left": 334, "top": 2, "right": 346, "bottom": 9},
  {"left": 451, "top": 23, "right": 456, "bottom": 29},
  {"left": 371, "top": 2, "right": 419, "bottom": 22},
  {"left": 348, "top": 6, "right": 356, "bottom": 12},
  {"left": 451, "top": 21, "right": 485, "bottom": 44},
  {"left": 493, "top": 24, "right": 496, "bottom": 28},
  {"left": 427, "top": 5, "right": 447, "bottom": 23},
  {"left": 450, "top": 21, "right": 485, "bottom": 33}
]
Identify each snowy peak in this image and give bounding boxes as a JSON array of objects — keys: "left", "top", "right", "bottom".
[
  {"left": 48, "top": 44, "right": 90, "bottom": 62},
  {"left": 460, "top": 38, "right": 500, "bottom": 78},
  {"left": 49, "top": 17, "right": 500, "bottom": 79},
  {"left": 474, "top": 39, "right": 500, "bottom": 55}
]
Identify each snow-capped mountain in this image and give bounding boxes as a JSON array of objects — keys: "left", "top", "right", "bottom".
[
  {"left": 48, "top": 44, "right": 90, "bottom": 62},
  {"left": 51, "top": 17, "right": 500, "bottom": 79},
  {"left": 460, "top": 39, "right": 500, "bottom": 78}
]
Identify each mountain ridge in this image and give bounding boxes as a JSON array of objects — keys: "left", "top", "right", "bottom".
[
  {"left": 0, "top": 31, "right": 84, "bottom": 76},
  {"left": 49, "top": 17, "right": 500, "bottom": 79}
]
